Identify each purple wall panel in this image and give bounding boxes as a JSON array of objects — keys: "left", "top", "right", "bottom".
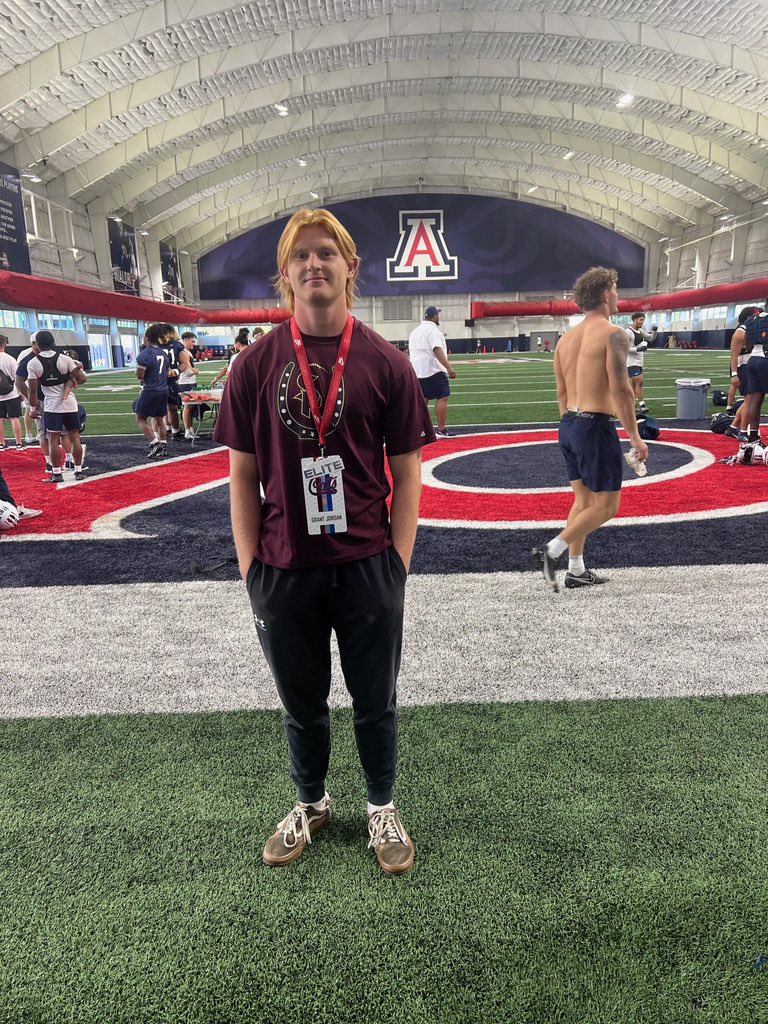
[{"left": 198, "top": 194, "right": 645, "bottom": 302}]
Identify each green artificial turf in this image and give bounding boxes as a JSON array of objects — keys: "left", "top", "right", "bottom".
[
  {"left": 2, "top": 350, "right": 738, "bottom": 441},
  {"left": 1, "top": 697, "right": 767, "bottom": 1023}
]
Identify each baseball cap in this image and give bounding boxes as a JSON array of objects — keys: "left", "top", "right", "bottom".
[
  {"left": 30, "top": 329, "right": 55, "bottom": 349},
  {"left": 424, "top": 306, "right": 441, "bottom": 318}
]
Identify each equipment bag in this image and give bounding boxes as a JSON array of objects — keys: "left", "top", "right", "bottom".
[
  {"left": 0, "top": 367, "right": 13, "bottom": 396},
  {"left": 710, "top": 413, "right": 733, "bottom": 434},
  {"left": 712, "top": 389, "right": 728, "bottom": 406},
  {"left": 637, "top": 416, "right": 661, "bottom": 440}
]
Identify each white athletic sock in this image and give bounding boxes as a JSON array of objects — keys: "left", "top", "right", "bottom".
[
  {"left": 367, "top": 800, "right": 394, "bottom": 817},
  {"left": 303, "top": 793, "right": 329, "bottom": 811},
  {"left": 568, "top": 555, "right": 585, "bottom": 575},
  {"left": 546, "top": 536, "right": 568, "bottom": 559}
]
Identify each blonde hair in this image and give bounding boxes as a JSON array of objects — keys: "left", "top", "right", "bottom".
[
  {"left": 572, "top": 267, "right": 618, "bottom": 312},
  {"left": 275, "top": 208, "right": 360, "bottom": 312}
]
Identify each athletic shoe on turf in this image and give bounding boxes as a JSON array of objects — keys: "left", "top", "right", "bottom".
[
  {"left": 17, "top": 506, "right": 42, "bottom": 520},
  {"left": 23, "top": 437, "right": 38, "bottom": 447},
  {"left": 171, "top": 431, "right": 185, "bottom": 440},
  {"left": 531, "top": 545, "right": 560, "bottom": 593},
  {"left": 146, "top": 441, "right": 163, "bottom": 460},
  {"left": 74, "top": 470, "right": 87, "bottom": 481},
  {"left": 263, "top": 795, "right": 333, "bottom": 867},
  {"left": 42, "top": 473, "right": 64, "bottom": 484},
  {"left": 638, "top": 402, "right": 648, "bottom": 412},
  {"left": 725, "top": 426, "right": 748, "bottom": 441},
  {"left": 434, "top": 428, "right": 453, "bottom": 438},
  {"left": 564, "top": 569, "right": 609, "bottom": 588},
  {"left": 367, "top": 808, "right": 415, "bottom": 875}
]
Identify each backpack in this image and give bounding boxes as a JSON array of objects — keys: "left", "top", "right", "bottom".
[
  {"left": 710, "top": 413, "right": 733, "bottom": 434},
  {"left": 637, "top": 416, "right": 661, "bottom": 440},
  {"left": 0, "top": 366, "right": 13, "bottom": 396},
  {"left": 744, "top": 312, "right": 768, "bottom": 353}
]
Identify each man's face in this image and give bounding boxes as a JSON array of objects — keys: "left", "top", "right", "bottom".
[
  {"left": 606, "top": 282, "right": 619, "bottom": 316},
  {"left": 183, "top": 337, "right": 195, "bottom": 349},
  {"left": 281, "top": 226, "right": 358, "bottom": 311},
  {"left": 633, "top": 314, "right": 645, "bottom": 330}
]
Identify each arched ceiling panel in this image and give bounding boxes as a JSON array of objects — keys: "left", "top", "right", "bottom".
[{"left": 0, "top": 0, "right": 766, "bottom": 263}]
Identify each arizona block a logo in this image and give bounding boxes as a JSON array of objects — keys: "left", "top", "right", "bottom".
[{"left": 386, "top": 210, "right": 458, "bottom": 282}]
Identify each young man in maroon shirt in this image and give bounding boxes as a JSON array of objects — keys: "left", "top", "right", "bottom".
[{"left": 214, "top": 208, "right": 434, "bottom": 875}]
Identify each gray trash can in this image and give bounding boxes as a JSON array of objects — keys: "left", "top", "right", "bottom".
[{"left": 675, "top": 378, "right": 710, "bottom": 418}]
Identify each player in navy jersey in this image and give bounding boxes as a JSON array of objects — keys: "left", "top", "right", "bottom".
[
  {"left": 135, "top": 323, "right": 171, "bottom": 459},
  {"left": 159, "top": 324, "right": 185, "bottom": 440}
]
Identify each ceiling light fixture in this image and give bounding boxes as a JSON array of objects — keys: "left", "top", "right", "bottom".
[
  {"left": 527, "top": 185, "right": 538, "bottom": 193},
  {"left": 179, "top": 250, "right": 189, "bottom": 255},
  {"left": 563, "top": 151, "right": 575, "bottom": 160},
  {"left": 110, "top": 216, "right": 122, "bottom": 222},
  {"left": 297, "top": 157, "right": 308, "bottom": 167},
  {"left": 309, "top": 191, "right": 319, "bottom": 199},
  {"left": 274, "top": 103, "right": 289, "bottom": 116},
  {"left": 616, "top": 93, "right": 635, "bottom": 108},
  {"left": 719, "top": 214, "right": 732, "bottom": 220},
  {"left": 139, "top": 230, "right": 149, "bottom": 236}
]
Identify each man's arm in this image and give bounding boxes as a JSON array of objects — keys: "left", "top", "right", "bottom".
[
  {"left": 27, "top": 376, "right": 39, "bottom": 412},
  {"left": 730, "top": 326, "right": 745, "bottom": 377},
  {"left": 228, "top": 448, "right": 262, "bottom": 579},
  {"left": 211, "top": 366, "right": 227, "bottom": 386},
  {"left": 607, "top": 328, "right": 648, "bottom": 461},
  {"left": 15, "top": 375, "right": 28, "bottom": 400},
  {"left": 72, "top": 366, "right": 87, "bottom": 386},
  {"left": 432, "top": 346, "right": 456, "bottom": 379},
  {"left": 136, "top": 366, "right": 146, "bottom": 381},
  {"left": 387, "top": 449, "right": 423, "bottom": 573},
  {"left": 554, "top": 346, "right": 567, "bottom": 415}
]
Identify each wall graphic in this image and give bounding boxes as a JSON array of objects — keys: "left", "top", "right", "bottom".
[
  {"left": 0, "top": 161, "right": 32, "bottom": 275},
  {"left": 160, "top": 241, "right": 183, "bottom": 302},
  {"left": 198, "top": 194, "right": 646, "bottom": 302},
  {"left": 108, "top": 219, "right": 140, "bottom": 295}
]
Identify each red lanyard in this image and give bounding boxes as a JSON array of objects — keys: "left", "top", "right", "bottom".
[{"left": 290, "top": 314, "right": 354, "bottom": 452}]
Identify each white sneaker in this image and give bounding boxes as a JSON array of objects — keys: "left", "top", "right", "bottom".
[{"left": 17, "top": 506, "right": 43, "bottom": 520}]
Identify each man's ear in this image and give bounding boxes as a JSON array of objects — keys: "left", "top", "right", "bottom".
[{"left": 347, "top": 256, "right": 361, "bottom": 278}]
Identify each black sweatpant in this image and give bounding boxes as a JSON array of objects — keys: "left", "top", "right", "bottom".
[
  {"left": 246, "top": 547, "right": 407, "bottom": 805},
  {"left": 0, "top": 467, "right": 16, "bottom": 507}
]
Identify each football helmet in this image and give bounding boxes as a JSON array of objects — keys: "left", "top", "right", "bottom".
[
  {"left": 736, "top": 443, "right": 756, "bottom": 465},
  {"left": 0, "top": 500, "right": 19, "bottom": 530}
]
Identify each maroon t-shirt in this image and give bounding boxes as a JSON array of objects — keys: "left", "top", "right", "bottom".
[{"left": 214, "top": 319, "right": 435, "bottom": 568}]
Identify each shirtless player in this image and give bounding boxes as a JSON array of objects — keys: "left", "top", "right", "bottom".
[{"left": 532, "top": 266, "right": 649, "bottom": 592}]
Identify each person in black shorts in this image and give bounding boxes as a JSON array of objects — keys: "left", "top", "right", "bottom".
[{"left": 532, "top": 267, "right": 648, "bottom": 592}]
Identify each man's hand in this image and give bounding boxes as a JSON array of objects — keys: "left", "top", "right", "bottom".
[
  {"left": 447, "top": 365, "right": 456, "bottom": 379},
  {"left": 633, "top": 438, "right": 649, "bottom": 461}
]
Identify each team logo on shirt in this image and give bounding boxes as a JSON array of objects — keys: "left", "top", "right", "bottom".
[
  {"left": 277, "top": 360, "right": 345, "bottom": 441},
  {"left": 386, "top": 210, "right": 459, "bottom": 282}
]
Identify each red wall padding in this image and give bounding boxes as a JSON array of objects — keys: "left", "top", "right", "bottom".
[{"left": 471, "top": 277, "right": 768, "bottom": 320}]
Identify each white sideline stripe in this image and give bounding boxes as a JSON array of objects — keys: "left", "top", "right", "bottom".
[
  {"left": 1, "top": 565, "right": 767, "bottom": 719},
  {"left": 422, "top": 440, "right": 713, "bottom": 494}
]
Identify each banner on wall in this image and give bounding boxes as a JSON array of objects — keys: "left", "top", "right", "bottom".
[
  {"left": 0, "top": 161, "right": 32, "bottom": 276},
  {"left": 160, "top": 240, "right": 184, "bottom": 302},
  {"left": 197, "top": 193, "right": 646, "bottom": 301},
  {"left": 108, "top": 218, "right": 140, "bottom": 295}
]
